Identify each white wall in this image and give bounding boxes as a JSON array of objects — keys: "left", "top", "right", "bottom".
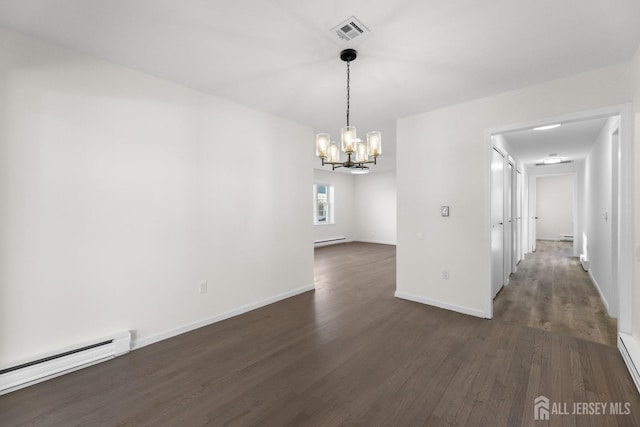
[
  {"left": 313, "top": 169, "right": 355, "bottom": 244},
  {"left": 536, "top": 175, "right": 575, "bottom": 240},
  {"left": 633, "top": 45, "right": 640, "bottom": 345},
  {"left": 0, "top": 27, "right": 314, "bottom": 365},
  {"left": 583, "top": 117, "right": 619, "bottom": 314},
  {"left": 354, "top": 172, "right": 397, "bottom": 245},
  {"left": 397, "top": 63, "right": 632, "bottom": 317},
  {"left": 313, "top": 170, "right": 397, "bottom": 246}
]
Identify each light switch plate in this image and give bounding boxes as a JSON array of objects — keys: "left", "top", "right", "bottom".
[{"left": 441, "top": 206, "right": 450, "bottom": 217}]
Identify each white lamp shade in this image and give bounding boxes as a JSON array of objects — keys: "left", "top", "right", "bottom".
[
  {"left": 328, "top": 143, "right": 340, "bottom": 163},
  {"left": 351, "top": 167, "right": 369, "bottom": 175},
  {"left": 542, "top": 157, "right": 562, "bottom": 164},
  {"left": 341, "top": 126, "right": 356, "bottom": 153},
  {"left": 316, "top": 133, "right": 330, "bottom": 158},
  {"left": 366, "top": 131, "right": 382, "bottom": 157},
  {"left": 355, "top": 142, "right": 368, "bottom": 163}
]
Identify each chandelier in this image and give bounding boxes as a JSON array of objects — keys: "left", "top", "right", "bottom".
[{"left": 315, "top": 49, "right": 381, "bottom": 174}]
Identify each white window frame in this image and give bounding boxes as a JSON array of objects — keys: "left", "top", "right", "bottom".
[{"left": 314, "top": 183, "right": 334, "bottom": 225}]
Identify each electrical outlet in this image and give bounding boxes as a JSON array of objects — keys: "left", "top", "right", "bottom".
[
  {"left": 417, "top": 230, "right": 424, "bottom": 240},
  {"left": 442, "top": 270, "right": 450, "bottom": 280},
  {"left": 198, "top": 281, "right": 208, "bottom": 294}
]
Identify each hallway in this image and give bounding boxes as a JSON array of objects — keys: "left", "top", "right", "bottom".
[{"left": 493, "top": 240, "right": 617, "bottom": 346}]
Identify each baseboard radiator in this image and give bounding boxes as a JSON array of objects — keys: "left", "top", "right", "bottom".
[
  {"left": 0, "top": 331, "right": 131, "bottom": 395},
  {"left": 579, "top": 254, "right": 590, "bottom": 271},
  {"left": 619, "top": 333, "right": 640, "bottom": 394},
  {"left": 314, "top": 237, "right": 346, "bottom": 247}
]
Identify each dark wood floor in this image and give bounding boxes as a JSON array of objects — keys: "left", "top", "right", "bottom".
[
  {"left": 1, "top": 242, "right": 638, "bottom": 426},
  {"left": 494, "top": 240, "right": 617, "bottom": 346}
]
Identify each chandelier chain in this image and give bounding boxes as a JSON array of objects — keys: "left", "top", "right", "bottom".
[{"left": 346, "top": 61, "right": 350, "bottom": 127}]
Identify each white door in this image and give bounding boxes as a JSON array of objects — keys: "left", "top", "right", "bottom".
[
  {"left": 516, "top": 170, "right": 523, "bottom": 264},
  {"left": 491, "top": 148, "right": 504, "bottom": 298},
  {"left": 529, "top": 177, "right": 537, "bottom": 252},
  {"left": 505, "top": 162, "right": 513, "bottom": 281}
]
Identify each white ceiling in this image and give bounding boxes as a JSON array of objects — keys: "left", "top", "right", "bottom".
[
  {"left": 501, "top": 117, "right": 609, "bottom": 166},
  {"left": 1, "top": 0, "right": 639, "bottom": 172}
]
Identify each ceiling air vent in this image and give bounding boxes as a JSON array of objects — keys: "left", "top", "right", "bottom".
[{"left": 331, "top": 16, "right": 370, "bottom": 42}]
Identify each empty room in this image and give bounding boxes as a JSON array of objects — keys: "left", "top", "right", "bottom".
[{"left": 2, "top": 1, "right": 640, "bottom": 426}]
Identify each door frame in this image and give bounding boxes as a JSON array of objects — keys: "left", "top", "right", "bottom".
[
  {"left": 483, "top": 103, "right": 632, "bottom": 334},
  {"left": 529, "top": 172, "right": 578, "bottom": 257},
  {"left": 515, "top": 169, "right": 523, "bottom": 265},
  {"left": 505, "top": 161, "right": 514, "bottom": 282},
  {"left": 490, "top": 147, "right": 506, "bottom": 298},
  {"left": 611, "top": 127, "right": 620, "bottom": 318},
  {"left": 529, "top": 173, "right": 537, "bottom": 253}
]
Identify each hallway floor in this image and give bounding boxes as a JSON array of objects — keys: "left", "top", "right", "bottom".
[{"left": 494, "top": 240, "right": 617, "bottom": 346}]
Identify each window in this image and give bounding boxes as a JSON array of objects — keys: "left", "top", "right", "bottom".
[{"left": 314, "top": 183, "right": 334, "bottom": 224}]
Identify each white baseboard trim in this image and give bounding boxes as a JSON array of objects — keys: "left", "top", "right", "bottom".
[
  {"left": 618, "top": 333, "right": 640, "bottom": 394},
  {"left": 394, "top": 291, "right": 487, "bottom": 319},
  {"left": 132, "top": 283, "right": 315, "bottom": 350},
  {"left": 588, "top": 270, "right": 610, "bottom": 314}
]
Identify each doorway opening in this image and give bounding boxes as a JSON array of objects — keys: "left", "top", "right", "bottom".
[
  {"left": 483, "top": 104, "right": 632, "bottom": 344},
  {"left": 531, "top": 173, "right": 578, "bottom": 255}
]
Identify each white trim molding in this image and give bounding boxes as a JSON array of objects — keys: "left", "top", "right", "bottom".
[
  {"left": 394, "top": 291, "right": 486, "bottom": 319},
  {"left": 618, "top": 333, "right": 640, "bottom": 394},
  {"left": 132, "top": 284, "right": 315, "bottom": 350},
  {"left": 588, "top": 270, "right": 610, "bottom": 314}
]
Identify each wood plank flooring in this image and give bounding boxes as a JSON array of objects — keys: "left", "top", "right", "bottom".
[
  {"left": 1, "top": 242, "right": 638, "bottom": 426},
  {"left": 494, "top": 240, "right": 617, "bottom": 346}
]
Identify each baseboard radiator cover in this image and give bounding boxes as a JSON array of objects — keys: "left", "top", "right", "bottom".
[
  {"left": 579, "top": 254, "right": 590, "bottom": 271},
  {"left": 618, "top": 333, "right": 640, "bottom": 394},
  {"left": 314, "top": 237, "right": 347, "bottom": 247},
  {"left": 0, "top": 331, "right": 131, "bottom": 395}
]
